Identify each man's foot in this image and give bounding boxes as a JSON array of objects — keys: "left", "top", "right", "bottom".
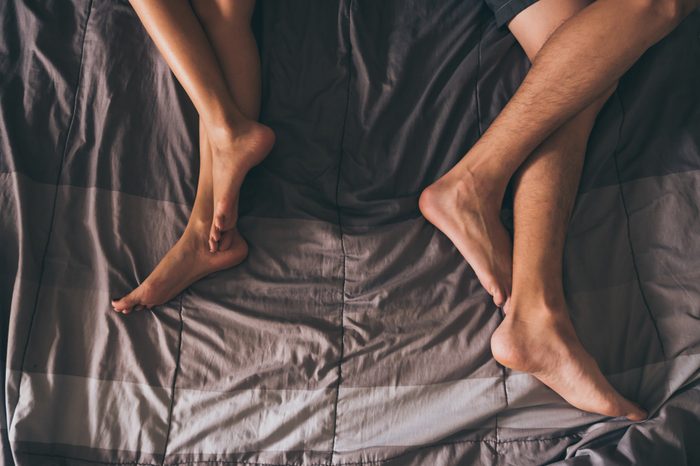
[
  {"left": 490, "top": 306, "right": 648, "bottom": 421},
  {"left": 111, "top": 223, "right": 248, "bottom": 314},
  {"left": 419, "top": 171, "right": 512, "bottom": 307},
  {"left": 207, "top": 120, "right": 275, "bottom": 251}
]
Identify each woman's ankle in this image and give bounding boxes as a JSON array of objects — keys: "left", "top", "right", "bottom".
[{"left": 204, "top": 110, "right": 253, "bottom": 146}]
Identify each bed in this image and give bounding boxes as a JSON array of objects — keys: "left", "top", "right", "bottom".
[{"left": 1, "top": 1, "right": 699, "bottom": 465}]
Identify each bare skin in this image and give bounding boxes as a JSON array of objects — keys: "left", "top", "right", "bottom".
[
  {"left": 420, "top": 0, "right": 696, "bottom": 307},
  {"left": 420, "top": 0, "right": 678, "bottom": 419},
  {"left": 192, "top": 0, "right": 275, "bottom": 248},
  {"left": 496, "top": 2, "right": 641, "bottom": 418},
  {"left": 491, "top": 309, "right": 647, "bottom": 419},
  {"left": 419, "top": 171, "right": 512, "bottom": 307},
  {"left": 208, "top": 120, "right": 273, "bottom": 251},
  {"left": 113, "top": 0, "right": 270, "bottom": 313},
  {"left": 112, "top": 124, "right": 248, "bottom": 313},
  {"left": 128, "top": 0, "right": 274, "bottom": 251}
]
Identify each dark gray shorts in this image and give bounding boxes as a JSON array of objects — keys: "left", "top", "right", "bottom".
[{"left": 484, "top": 0, "right": 540, "bottom": 27}]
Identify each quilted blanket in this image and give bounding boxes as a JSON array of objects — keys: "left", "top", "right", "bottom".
[{"left": 2, "top": 1, "right": 699, "bottom": 465}]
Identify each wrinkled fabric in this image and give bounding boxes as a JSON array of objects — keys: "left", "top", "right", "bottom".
[
  {"left": 483, "top": 0, "right": 541, "bottom": 27},
  {"left": 1, "top": 1, "right": 699, "bottom": 465}
]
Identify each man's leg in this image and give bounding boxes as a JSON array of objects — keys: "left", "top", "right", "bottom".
[
  {"left": 127, "top": 0, "right": 274, "bottom": 249},
  {"left": 420, "top": 0, "right": 697, "bottom": 305},
  {"left": 491, "top": 0, "right": 647, "bottom": 419},
  {"left": 491, "top": 99, "right": 647, "bottom": 420},
  {"left": 113, "top": 0, "right": 266, "bottom": 312},
  {"left": 492, "top": 0, "right": 646, "bottom": 419}
]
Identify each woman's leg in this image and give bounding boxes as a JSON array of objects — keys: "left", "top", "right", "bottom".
[
  {"left": 113, "top": 0, "right": 269, "bottom": 312},
  {"left": 112, "top": 123, "right": 247, "bottom": 313},
  {"left": 128, "top": 0, "right": 274, "bottom": 249},
  {"left": 189, "top": 0, "right": 271, "bottom": 250}
]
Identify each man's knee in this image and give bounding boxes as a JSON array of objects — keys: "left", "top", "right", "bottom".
[{"left": 627, "top": 0, "right": 689, "bottom": 29}]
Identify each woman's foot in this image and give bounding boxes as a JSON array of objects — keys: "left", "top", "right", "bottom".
[
  {"left": 207, "top": 120, "right": 275, "bottom": 251},
  {"left": 419, "top": 171, "right": 512, "bottom": 307},
  {"left": 490, "top": 304, "right": 648, "bottom": 421},
  {"left": 111, "top": 222, "right": 248, "bottom": 314}
]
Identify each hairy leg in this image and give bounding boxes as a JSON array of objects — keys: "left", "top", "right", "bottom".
[
  {"left": 419, "top": 0, "right": 592, "bottom": 307},
  {"left": 419, "top": 171, "right": 513, "bottom": 306},
  {"left": 420, "top": 0, "right": 696, "bottom": 304},
  {"left": 129, "top": 0, "right": 274, "bottom": 249},
  {"left": 112, "top": 123, "right": 247, "bottom": 313},
  {"left": 492, "top": 88, "right": 648, "bottom": 421},
  {"left": 484, "top": 0, "right": 646, "bottom": 420},
  {"left": 452, "top": 0, "right": 695, "bottom": 192}
]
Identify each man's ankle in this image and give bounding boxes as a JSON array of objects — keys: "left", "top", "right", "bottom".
[{"left": 507, "top": 288, "right": 567, "bottom": 316}]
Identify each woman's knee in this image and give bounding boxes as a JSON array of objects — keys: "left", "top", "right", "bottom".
[{"left": 191, "top": 0, "right": 255, "bottom": 29}]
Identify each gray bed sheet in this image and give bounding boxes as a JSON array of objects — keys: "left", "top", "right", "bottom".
[{"left": 1, "top": 1, "right": 699, "bottom": 465}]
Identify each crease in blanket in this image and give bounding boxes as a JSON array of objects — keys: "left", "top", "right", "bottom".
[
  {"left": 162, "top": 294, "right": 185, "bottom": 464},
  {"left": 473, "top": 16, "right": 512, "bottom": 463},
  {"left": 329, "top": 1, "right": 354, "bottom": 464},
  {"left": 611, "top": 90, "right": 667, "bottom": 360},
  {"left": 2, "top": 2, "right": 700, "bottom": 466},
  {"left": 8, "top": 0, "right": 95, "bottom": 432}
]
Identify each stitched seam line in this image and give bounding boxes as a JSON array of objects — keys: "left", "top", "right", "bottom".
[
  {"left": 14, "top": 434, "right": 585, "bottom": 466},
  {"left": 161, "top": 294, "right": 185, "bottom": 463},
  {"left": 9, "top": 0, "right": 94, "bottom": 429},
  {"left": 475, "top": 18, "right": 484, "bottom": 137},
  {"left": 611, "top": 91, "right": 667, "bottom": 358},
  {"left": 328, "top": 1, "right": 353, "bottom": 463},
  {"left": 493, "top": 0, "right": 517, "bottom": 15},
  {"left": 495, "top": 0, "right": 513, "bottom": 13},
  {"left": 473, "top": 20, "right": 507, "bottom": 466}
]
